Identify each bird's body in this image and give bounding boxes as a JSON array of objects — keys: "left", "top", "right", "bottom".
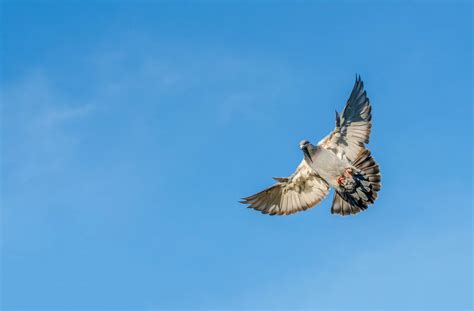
[
  {"left": 304, "top": 144, "right": 352, "bottom": 188},
  {"left": 241, "top": 76, "right": 381, "bottom": 216}
]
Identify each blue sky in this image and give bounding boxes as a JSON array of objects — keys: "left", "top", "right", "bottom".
[{"left": 1, "top": 1, "right": 472, "bottom": 310}]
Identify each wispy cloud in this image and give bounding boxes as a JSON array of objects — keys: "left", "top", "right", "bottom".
[
  {"left": 2, "top": 34, "right": 296, "bottom": 187},
  {"left": 2, "top": 71, "right": 95, "bottom": 184},
  {"left": 37, "top": 103, "right": 95, "bottom": 129}
]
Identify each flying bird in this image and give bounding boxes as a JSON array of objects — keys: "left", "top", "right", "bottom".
[{"left": 241, "top": 76, "right": 381, "bottom": 216}]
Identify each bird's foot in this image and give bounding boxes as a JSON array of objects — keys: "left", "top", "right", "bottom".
[
  {"left": 338, "top": 168, "right": 353, "bottom": 186},
  {"left": 344, "top": 168, "right": 353, "bottom": 178}
]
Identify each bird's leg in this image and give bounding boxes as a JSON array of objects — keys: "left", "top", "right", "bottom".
[
  {"left": 344, "top": 168, "right": 353, "bottom": 177},
  {"left": 337, "top": 168, "right": 353, "bottom": 186}
]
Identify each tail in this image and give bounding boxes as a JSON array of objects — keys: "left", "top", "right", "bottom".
[{"left": 331, "top": 149, "right": 381, "bottom": 216}]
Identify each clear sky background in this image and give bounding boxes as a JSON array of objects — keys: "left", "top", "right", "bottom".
[{"left": 1, "top": 1, "right": 472, "bottom": 310}]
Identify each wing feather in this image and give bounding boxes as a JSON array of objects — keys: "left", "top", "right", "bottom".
[
  {"left": 319, "top": 75, "right": 372, "bottom": 162},
  {"left": 241, "top": 160, "right": 330, "bottom": 216}
]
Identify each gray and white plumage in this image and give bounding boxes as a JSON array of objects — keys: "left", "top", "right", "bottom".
[{"left": 241, "top": 76, "right": 381, "bottom": 216}]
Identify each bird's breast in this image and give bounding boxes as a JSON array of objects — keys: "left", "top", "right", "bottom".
[{"left": 308, "top": 147, "right": 349, "bottom": 187}]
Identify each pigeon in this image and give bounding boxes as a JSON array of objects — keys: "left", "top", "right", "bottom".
[{"left": 241, "top": 76, "right": 381, "bottom": 216}]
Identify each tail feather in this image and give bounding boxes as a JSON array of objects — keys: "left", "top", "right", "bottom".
[
  {"left": 331, "top": 149, "right": 381, "bottom": 216},
  {"left": 332, "top": 191, "right": 367, "bottom": 216}
]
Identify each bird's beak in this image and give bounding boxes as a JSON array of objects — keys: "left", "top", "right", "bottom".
[{"left": 302, "top": 146, "right": 312, "bottom": 162}]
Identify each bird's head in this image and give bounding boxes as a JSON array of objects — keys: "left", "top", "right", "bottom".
[
  {"left": 299, "top": 140, "right": 310, "bottom": 149},
  {"left": 299, "top": 140, "right": 313, "bottom": 162}
]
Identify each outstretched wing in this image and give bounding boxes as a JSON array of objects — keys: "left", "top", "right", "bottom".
[
  {"left": 319, "top": 75, "right": 372, "bottom": 162},
  {"left": 241, "top": 160, "right": 330, "bottom": 215}
]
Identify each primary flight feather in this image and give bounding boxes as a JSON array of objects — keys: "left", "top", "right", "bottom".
[{"left": 241, "top": 76, "right": 381, "bottom": 216}]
